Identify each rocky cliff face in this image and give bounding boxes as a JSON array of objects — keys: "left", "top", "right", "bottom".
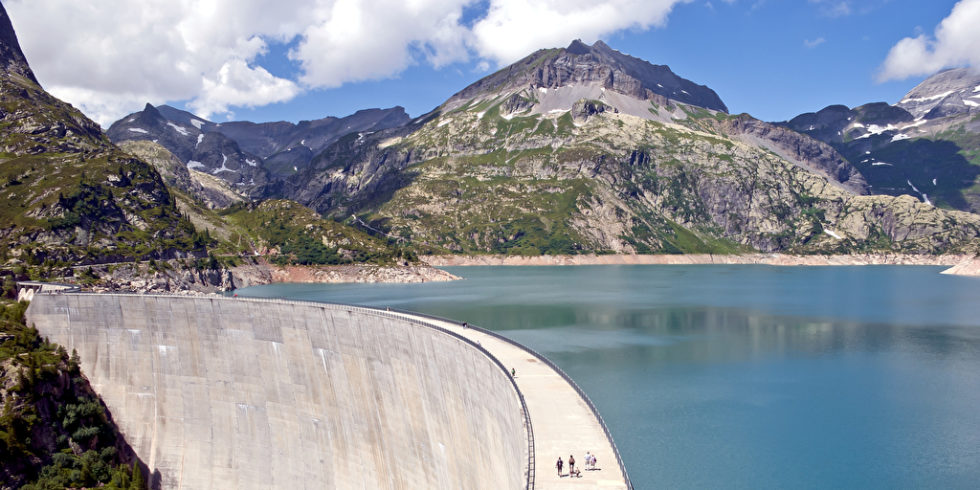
[
  {"left": 117, "top": 140, "right": 245, "bottom": 209},
  {"left": 0, "top": 4, "right": 35, "bottom": 86},
  {"left": 0, "top": 3, "right": 204, "bottom": 267},
  {"left": 716, "top": 114, "right": 868, "bottom": 195},
  {"left": 0, "top": 4, "right": 104, "bottom": 157},
  {"left": 780, "top": 68, "right": 980, "bottom": 213}
]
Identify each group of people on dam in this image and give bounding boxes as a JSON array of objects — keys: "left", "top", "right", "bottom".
[{"left": 555, "top": 451, "right": 598, "bottom": 478}]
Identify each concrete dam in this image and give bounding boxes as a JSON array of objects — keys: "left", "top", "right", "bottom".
[{"left": 26, "top": 294, "right": 529, "bottom": 489}]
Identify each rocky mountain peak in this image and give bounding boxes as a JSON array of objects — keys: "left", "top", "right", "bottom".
[
  {"left": 896, "top": 67, "right": 980, "bottom": 120},
  {"left": 566, "top": 39, "right": 591, "bottom": 55},
  {"left": 141, "top": 102, "right": 164, "bottom": 120},
  {"left": 444, "top": 39, "right": 728, "bottom": 114},
  {"left": 0, "top": 3, "right": 38, "bottom": 85},
  {"left": 591, "top": 40, "right": 613, "bottom": 51}
]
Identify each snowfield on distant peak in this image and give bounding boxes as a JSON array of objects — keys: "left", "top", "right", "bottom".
[{"left": 167, "top": 122, "right": 189, "bottom": 136}]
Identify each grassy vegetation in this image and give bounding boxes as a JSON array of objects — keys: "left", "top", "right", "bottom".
[
  {"left": 556, "top": 113, "right": 576, "bottom": 134},
  {"left": 218, "top": 200, "right": 415, "bottom": 265},
  {"left": 374, "top": 167, "right": 594, "bottom": 255},
  {"left": 0, "top": 69, "right": 205, "bottom": 273},
  {"left": 0, "top": 301, "right": 147, "bottom": 489},
  {"left": 0, "top": 150, "right": 205, "bottom": 268},
  {"left": 934, "top": 125, "right": 980, "bottom": 167},
  {"left": 843, "top": 134, "right": 980, "bottom": 211}
]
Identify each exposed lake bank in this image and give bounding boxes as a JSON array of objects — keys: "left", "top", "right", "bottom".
[
  {"left": 230, "top": 262, "right": 459, "bottom": 288},
  {"left": 423, "top": 253, "right": 980, "bottom": 275},
  {"left": 77, "top": 260, "right": 458, "bottom": 294}
]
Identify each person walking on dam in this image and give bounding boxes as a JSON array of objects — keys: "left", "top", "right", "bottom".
[
  {"left": 556, "top": 456, "right": 563, "bottom": 476},
  {"left": 569, "top": 454, "right": 575, "bottom": 475}
]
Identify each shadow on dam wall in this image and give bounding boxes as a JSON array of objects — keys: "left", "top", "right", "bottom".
[{"left": 26, "top": 294, "right": 528, "bottom": 489}]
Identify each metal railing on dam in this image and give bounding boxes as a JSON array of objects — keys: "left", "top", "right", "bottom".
[
  {"left": 381, "top": 305, "right": 633, "bottom": 490},
  {"left": 27, "top": 293, "right": 532, "bottom": 490}
]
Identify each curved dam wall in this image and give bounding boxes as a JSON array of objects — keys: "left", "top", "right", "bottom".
[{"left": 26, "top": 294, "right": 527, "bottom": 490}]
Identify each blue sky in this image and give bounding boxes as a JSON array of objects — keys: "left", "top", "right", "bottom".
[
  {"left": 223, "top": 0, "right": 971, "bottom": 123},
  {"left": 9, "top": 0, "right": 978, "bottom": 126}
]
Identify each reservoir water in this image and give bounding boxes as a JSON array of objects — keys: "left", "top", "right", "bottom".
[{"left": 236, "top": 265, "right": 980, "bottom": 489}]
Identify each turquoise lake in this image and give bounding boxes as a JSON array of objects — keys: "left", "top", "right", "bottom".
[{"left": 236, "top": 265, "right": 980, "bottom": 489}]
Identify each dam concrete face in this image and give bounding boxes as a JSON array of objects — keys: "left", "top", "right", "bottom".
[{"left": 27, "top": 294, "right": 527, "bottom": 489}]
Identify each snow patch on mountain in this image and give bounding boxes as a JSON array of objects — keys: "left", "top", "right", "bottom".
[
  {"left": 907, "top": 179, "right": 933, "bottom": 206},
  {"left": 901, "top": 90, "right": 954, "bottom": 104},
  {"left": 213, "top": 154, "right": 234, "bottom": 174},
  {"left": 167, "top": 122, "right": 189, "bottom": 136}
]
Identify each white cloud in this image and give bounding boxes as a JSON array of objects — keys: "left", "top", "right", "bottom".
[
  {"left": 471, "top": 0, "right": 688, "bottom": 65},
  {"left": 192, "top": 60, "right": 301, "bottom": 118},
  {"left": 5, "top": 0, "right": 690, "bottom": 126},
  {"left": 878, "top": 0, "right": 980, "bottom": 81},
  {"left": 804, "top": 37, "right": 826, "bottom": 48},
  {"left": 807, "top": 0, "right": 852, "bottom": 17},
  {"left": 290, "top": 0, "right": 472, "bottom": 89},
  {"left": 5, "top": 0, "right": 305, "bottom": 125}
]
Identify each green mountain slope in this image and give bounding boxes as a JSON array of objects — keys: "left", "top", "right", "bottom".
[
  {"left": 0, "top": 5, "right": 203, "bottom": 270},
  {"left": 218, "top": 200, "right": 417, "bottom": 265},
  {"left": 0, "top": 300, "right": 148, "bottom": 489},
  {"left": 289, "top": 42, "right": 980, "bottom": 256}
]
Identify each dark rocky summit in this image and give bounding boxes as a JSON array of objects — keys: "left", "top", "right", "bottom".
[
  {"left": 0, "top": 3, "right": 36, "bottom": 85},
  {"left": 444, "top": 39, "right": 728, "bottom": 113}
]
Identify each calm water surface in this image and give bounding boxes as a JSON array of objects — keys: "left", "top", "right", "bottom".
[{"left": 236, "top": 265, "right": 980, "bottom": 489}]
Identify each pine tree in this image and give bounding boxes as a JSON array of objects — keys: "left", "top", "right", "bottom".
[{"left": 130, "top": 462, "right": 145, "bottom": 490}]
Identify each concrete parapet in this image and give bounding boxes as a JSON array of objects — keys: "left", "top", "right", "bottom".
[
  {"left": 15, "top": 281, "right": 80, "bottom": 301},
  {"left": 27, "top": 294, "right": 527, "bottom": 489}
]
